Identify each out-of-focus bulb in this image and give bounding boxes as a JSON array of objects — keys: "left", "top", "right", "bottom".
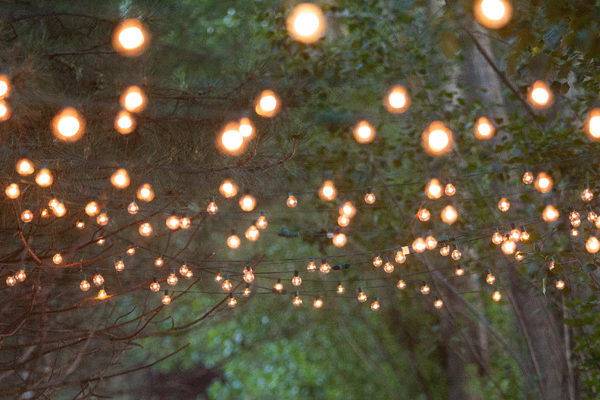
[
  {"left": 497, "top": 197, "right": 510, "bottom": 212},
  {"left": 167, "top": 273, "right": 178, "bottom": 286},
  {"left": 292, "top": 294, "right": 303, "bottom": 306},
  {"left": 227, "top": 233, "right": 241, "bottom": 249},
  {"left": 492, "top": 291, "right": 502, "bottom": 302},
  {"left": 52, "top": 107, "right": 85, "bottom": 142},
  {"left": 120, "top": 85, "right": 147, "bottom": 113},
  {"left": 395, "top": 250, "right": 406, "bottom": 264},
  {"left": 585, "top": 108, "right": 600, "bottom": 141},
  {"left": 417, "top": 208, "right": 431, "bottom": 222},
  {"left": 114, "top": 260, "right": 125, "bottom": 272},
  {"left": 85, "top": 201, "right": 100, "bottom": 217},
  {"left": 422, "top": 121, "right": 453, "bottom": 156},
  {"left": 149, "top": 281, "right": 160, "bottom": 292},
  {"left": 96, "top": 212, "right": 109, "bottom": 226},
  {"left": 21, "top": 209, "right": 34, "bottom": 223},
  {"left": 332, "top": 231, "right": 347, "bottom": 247},
  {"left": 16, "top": 158, "right": 35, "bottom": 176},
  {"left": 273, "top": 279, "right": 284, "bottom": 293},
  {"left": 396, "top": 279, "right": 406, "bottom": 289},
  {"left": 291, "top": 271, "right": 302, "bottom": 287},
  {"left": 383, "top": 262, "right": 395, "bottom": 273},
  {"left": 254, "top": 89, "right": 280, "bottom": 118},
  {"left": 154, "top": 257, "right": 164, "bottom": 267},
  {"left": 581, "top": 188, "right": 594, "bottom": 202},
  {"left": 336, "top": 283, "right": 345, "bottom": 294},
  {"left": 219, "top": 179, "right": 238, "bottom": 198},
  {"left": 80, "top": 279, "right": 91, "bottom": 292},
  {"left": 501, "top": 239, "right": 516, "bottom": 255},
  {"left": 586, "top": 236, "right": 600, "bottom": 254},
  {"left": 239, "top": 193, "right": 257, "bottom": 212},
  {"left": 227, "top": 295, "right": 238, "bottom": 308},
  {"left": 0, "top": 100, "right": 11, "bottom": 121},
  {"left": 319, "top": 260, "right": 331, "bottom": 274},
  {"left": 136, "top": 183, "right": 155, "bottom": 202},
  {"left": 420, "top": 283, "right": 431, "bottom": 295},
  {"left": 286, "top": 194, "right": 298, "bottom": 208},
  {"left": 0, "top": 75, "right": 11, "bottom": 98},
  {"left": 357, "top": 289, "right": 368, "bottom": 303},
  {"left": 218, "top": 122, "right": 246, "bottom": 156},
  {"left": 245, "top": 225, "right": 260, "bottom": 241},
  {"left": 441, "top": 205, "right": 458, "bottom": 225},
  {"left": 372, "top": 256, "right": 383, "bottom": 268},
  {"left": 352, "top": 120, "right": 376, "bottom": 144},
  {"left": 207, "top": 200, "right": 218, "bottom": 215},
  {"left": 412, "top": 237, "right": 427, "bottom": 253},
  {"left": 238, "top": 117, "right": 255, "bottom": 139},
  {"left": 92, "top": 273, "right": 104, "bottom": 287},
  {"left": 165, "top": 215, "right": 180, "bottom": 231},
  {"left": 15, "top": 269, "right": 26, "bottom": 282},
  {"left": 110, "top": 168, "right": 131, "bottom": 189},
  {"left": 340, "top": 201, "right": 356, "bottom": 218},
  {"left": 306, "top": 260, "right": 317, "bottom": 272},
  {"left": 384, "top": 85, "right": 410, "bottom": 113},
  {"left": 256, "top": 213, "right": 268, "bottom": 229},
  {"left": 112, "top": 19, "right": 150, "bottom": 57},
  {"left": 474, "top": 0, "right": 512, "bottom": 29},
  {"left": 425, "top": 178, "right": 443, "bottom": 199},
  {"left": 444, "top": 183, "right": 456, "bottom": 196},
  {"left": 127, "top": 201, "right": 139, "bottom": 215},
  {"left": 522, "top": 171, "right": 534, "bottom": 185},
  {"left": 534, "top": 172, "right": 553, "bottom": 193},
  {"left": 5, "top": 183, "right": 20, "bottom": 199},
  {"left": 161, "top": 293, "right": 172, "bottom": 305},
  {"left": 474, "top": 116, "right": 496, "bottom": 140},
  {"left": 114, "top": 110, "right": 136, "bottom": 134},
  {"left": 542, "top": 205, "right": 560, "bottom": 222},
  {"left": 433, "top": 299, "right": 444, "bottom": 309},
  {"left": 286, "top": 3, "right": 326, "bottom": 44},
  {"left": 527, "top": 81, "right": 553, "bottom": 110},
  {"left": 492, "top": 231, "right": 503, "bottom": 245},
  {"left": 313, "top": 297, "right": 324, "bottom": 309},
  {"left": 485, "top": 272, "right": 496, "bottom": 285},
  {"left": 318, "top": 179, "right": 337, "bottom": 201},
  {"left": 425, "top": 235, "right": 438, "bottom": 250},
  {"left": 455, "top": 266, "right": 465, "bottom": 276},
  {"left": 364, "top": 191, "right": 376, "bottom": 205},
  {"left": 139, "top": 222, "right": 153, "bottom": 237},
  {"left": 555, "top": 280, "right": 566, "bottom": 290},
  {"left": 52, "top": 253, "right": 63, "bottom": 265}
]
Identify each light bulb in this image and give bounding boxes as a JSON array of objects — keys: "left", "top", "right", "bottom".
[
  {"left": 219, "top": 179, "right": 238, "bottom": 198},
  {"left": 5, "top": 183, "right": 20, "bottom": 199},
  {"left": 243, "top": 285, "right": 251, "bottom": 296},
  {"left": 51, "top": 202, "right": 66, "bottom": 217},
  {"left": 139, "top": 222, "right": 153, "bottom": 237},
  {"left": 542, "top": 205, "right": 560, "bottom": 222},
  {"left": 6, "top": 275, "right": 16, "bottom": 287},
  {"left": 555, "top": 280, "right": 566, "bottom": 290},
  {"left": 52, "top": 253, "right": 63, "bottom": 265},
  {"left": 292, "top": 294, "right": 303, "bottom": 306},
  {"left": 221, "top": 279, "right": 233, "bottom": 292},
  {"left": 85, "top": 201, "right": 100, "bottom": 217},
  {"left": 20, "top": 209, "right": 33, "bottom": 223},
  {"left": 357, "top": 289, "right": 368, "bottom": 303},
  {"left": 149, "top": 281, "right": 160, "bottom": 292},
  {"left": 455, "top": 266, "right": 465, "bottom": 276},
  {"left": 227, "top": 233, "right": 241, "bottom": 249},
  {"left": 227, "top": 295, "right": 238, "bottom": 308},
  {"left": 474, "top": 116, "right": 496, "bottom": 140},
  {"left": 306, "top": 260, "right": 317, "bottom": 272},
  {"left": 451, "top": 249, "right": 462, "bottom": 260},
  {"left": 352, "top": 120, "right": 376, "bottom": 144},
  {"left": 585, "top": 108, "right": 600, "bottom": 140},
  {"left": 422, "top": 121, "right": 453, "bottom": 156},
  {"left": 417, "top": 208, "right": 431, "bottom": 222},
  {"left": 239, "top": 193, "right": 257, "bottom": 212},
  {"left": 440, "top": 245, "right": 451, "bottom": 256},
  {"left": 154, "top": 257, "right": 164, "bottom": 267},
  {"left": 126, "top": 246, "right": 136, "bottom": 256},
  {"left": 474, "top": 0, "right": 512, "bottom": 29},
  {"left": 441, "top": 205, "right": 458, "bottom": 225},
  {"left": 286, "top": 3, "right": 326, "bottom": 44},
  {"left": 92, "top": 273, "right": 104, "bottom": 287},
  {"left": 52, "top": 107, "right": 85, "bottom": 142},
  {"left": 433, "top": 299, "right": 444, "bottom": 309},
  {"left": 112, "top": 19, "right": 150, "bottom": 56},
  {"left": 207, "top": 200, "right": 218, "bottom": 214},
  {"left": 256, "top": 213, "right": 268, "bottom": 229},
  {"left": 318, "top": 180, "right": 337, "bottom": 201},
  {"left": 527, "top": 81, "right": 553, "bottom": 110},
  {"left": 534, "top": 172, "right": 553, "bottom": 193},
  {"left": 522, "top": 171, "right": 534, "bottom": 185},
  {"left": 412, "top": 237, "right": 427, "bottom": 253},
  {"left": 332, "top": 231, "right": 347, "bottom": 247},
  {"left": 485, "top": 272, "right": 496, "bottom": 285},
  {"left": 336, "top": 283, "right": 345, "bottom": 294},
  {"left": 444, "top": 183, "right": 456, "bottom": 196},
  {"left": 372, "top": 256, "right": 383, "bottom": 268},
  {"left": 80, "top": 279, "right": 91, "bottom": 292},
  {"left": 273, "top": 279, "right": 284, "bottom": 293},
  {"left": 180, "top": 216, "right": 191, "bottom": 229},
  {"left": 165, "top": 215, "right": 180, "bottom": 231},
  {"left": 110, "top": 168, "right": 131, "bottom": 189},
  {"left": 319, "top": 260, "right": 331, "bottom": 274},
  {"left": 313, "top": 297, "right": 324, "bottom": 309},
  {"left": 586, "top": 236, "right": 600, "bottom": 254},
  {"left": 492, "top": 232, "right": 503, "bottom": 245},
  {"left": 420, "top": 283, "right": 431, "bottom": 295},
  {"left": 245, "top": 225, "right": 260, "bottom": 241},
  {"left": 75, "top": 220, "right": 85, "bottom": 229},
  {"left": 114, "top": 110, "right": 136, "bottom": 134},
  {"left": 243, "top": 267, "right": 255, "bottom": 283},
  {"left": 254, "top": 89, "right": 280, "bottom": 118},
  {"left": 497, "top": 197, "right": 510, "bottom": 212},
  {"left": 384, "top": 85, "right": 410, "bottom": 113},
  {"left": 167, "top": 273, "right": 178, "bottom": 286},
  {"left": 383, "top": 262, "right": 395, "bottom": 274},
  {"left": 364, "top": 191, "right": 376, "bottom": 204},
  {"left": 520, "top": 230, "right": 530, "bottom": 241},
  {"left": 136, "top": 183, "right": 155, "bottom": 202},
  {"left": 35, "top": 168, "right": 54, "bottom": 188},
  {"left": 120, "top": 85, "right": 147, "bottom": 113},
  {"left": 425, "top": 235, "right": 438, "bottom": 250},
  {"left": 395, "top": 250, "right": 406, "bottom": 264},
  {"left": 492, "top": 291, "right": 502, "bottom": 302},
  {"left": 127, "top": 201, "right": 139, "bottom": 215},
  {"left": 425, "top": 178, "right": 443, "bottom": 199},
  {"left": 161, "top": 293, "right": 172, "bottom": 305},
  {"left": 286, "top": 194, "right": 298, "bottom": 208},
  {"left": 96, "top": 212, "right": 109, "bottom": 226},
  {"left": 238, "top": 117, "right": 255, "bottom": 139},
  {"left": 16, "top": 158, "right": 35, "bottom": 176},
  {"left": 0, "top": 75, "right": 11, "bottom": 98},
  {"left": 218, "top": 122, "right": 246, "bottom": 156},
  {"left": 396, "top": 279, "right": 406, "bottom": 289},
  {"left": 510, "top": 228, "right": 521, "bottom": 241},
  {"left": 501, "top": 239, "right": 516, "bottom": 255},
  {"left": 581, "top": 188, "right": 594, "bottom": 202},
  {"left": 114, "top": 260, "right": 125, "bottom": 272},
  {"left": 0, "top": 100, "right": 11, "bottom": 121},
  {"left": 15, "top": 269, "right": 26, "bottom": 282}
]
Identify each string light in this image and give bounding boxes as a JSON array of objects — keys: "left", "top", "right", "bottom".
[
  {"left": 21, "top": 210, "right": 34, "bottom": 223},
  {"left": 318, "top": 180, "right": 337, "bottom": 201},
  {"left": 473, "top": 0, "right": 512, "bottom": 29},
  {"left": 286, "top": 3, "right": 326, "bottom": 44},
  {"left": 114, "top": 110, "right": 136, "bottom": 134},
  {"left": 16, "top": 158, "right": 35, "bottom": 176},
  {"left": 286, "top": 194, "right": 298, "bottom": 208},
  {"left": 412, "top": 237, "right": 427, "bottom": 253},
  {"left": 126, "top": 246, "right": 136, "bottom": 256},
  {"left": 52, "top": 253, "right": 63, "bottom": 265},
  {"left": 417, "top": 208, "right": 431, "bottom": 222},
  {"left": 585, "top": 236, "right": 600, "bottom": 254},
  {"left": 492, "top": 291, "right": 502, "bottom": 302},
  {"left": 96, "top": 212, "right": 109, "bottom": 226},
  {"left": 161, "top": 293, "right": 172, "bottom": 305},
  {"left": 425, "top": 178, "right": 443, "bottom": 199},
  {"left": 165, "top": 215, "right": 181, "bottom": 231},
  {"left": 292, "top": 293, "right": 303, "bottom": 306},
  {"left": 395, "top": 250, "right": 406, "bottom": 264},
  {"left": 364, "top": 191, "right": 376, "bottom": 205},
  {"left": 383, "top": 262, "right": 395, "bottom": 274},
  {"left": 440, "top": 245, "right": 451, "bottom": 256},
  {"left": 219, "top": 179, "right": 238, "bottom": 199},
  {"left": 149, "top": 280, "right": 160, "bottom": 292},
  {"left": 207, "top": 200, "right": 218, "bottom": 214},
  {"left": 218, "top": 122, "right": 246, "bottom": 156},
  {"left": 501, "top": 239, "right": 516, "bottom": 255},
  {"left": 542, "top": 205, "right": 560, "bottom": 222},
  {"left": 254, "top": 89, "right": 280, "bottom": 118},
  {"left": 127, "top": 201, "right": 139, "bottom": 215},
  {"left": 306, "top": 260, "right": 317, "bottom": 272},
  {"left": 433, "top": 299, "right": 444, "bottom": 309},
  {"left": 114, "top": 260, "right": 125, "bottom": 272},
  {"left": 167, "top": 273, "right": 178, "bottom": 286},
  {"left": 5, "top": 183, "right": 20, "bottom": 200},
  {"left": 273, "top": 279, "right": 284, "bottom": 293},
  {"left": 370, "top": 299, "right": 381, "bottom": 311},
  {"left": 15, "top": 269, "right": 26, "bottom": 282},
  {"left": 227, "top": 295, "right": 238, "bottom": 308},
  {"left": 75, "top": 220, "right": 85, "bottom": 229},
  {"left": 85, "top": 201, "right": 100, "bottom": 217},
  {"left": 319, "top": 260, "right": 331, "bottom": 274},
  {"left": 256, "top": 212, "right": 268, "bottom": 229},
  {"left": 136, "top": 183, "right": 155, "bottom": 202},
  {"left": 422, "top": 121, "right": 453, "bottom": 156},
  {"left": 440, "top": 205, "right": 458, "bottom": 225},
  {"left": 139, "top": 222, "right": 153, "bottom": 237},
  {"left": 110, "top": 168, "right": 131, "bottom": 189},
  {"left": 340, "top": 201, "right": 357, "bottom": 218},
  {"left": 112, "top": 19, "right": 150, "bottom": 57},
  {"left": 581, "top": 188, "right": 594, "bottom": 202},
  {"left": 336, "top": 283, "right": 345, "bottom": 294},
  {"left": 239, "top": 193, "right": 257, "bottom": 212},
  {"left": 52, "top": 107, "right": 85, "bottom": 142},
  {"left": 497, "top": 197, "right": 510, "bottom": 212},
  {"left": 331, "top": 231, "right": 348, "bottom": 247},
  {"left": 485, "top": 272, "right": 496, "bottom": 285},
  {"left": 522, "top": 171, "right": 534, "bottom": 185},
  {"left": 584, "top": 108, "right": 600, "bottom": 140},
  {"left": 527, "top": 81, "right": 553, "bottom": 110},
  {"left": 425, "top": 235, "right": 438, "bottom": 250},
  {"left": 120, "top": 86, "right": 147, "bottom": 113},
  {"left": 80, "top": 279, "right": 91, "bottom": 292},
  {"left": 313, "top": 296, "right": 324, "bottom": 309},
  {"left": 454, "top": 266, "right": 465, "bottom": 276},
  {"left": 451, "top": 249, "right": 462, "bottom": 261},
  {"left": 491, "top": 231, "right": 503, "bottom": 245},
  {"left": 534, "top": 172, "right": 553, "bottom": 193},
  {"left": 243, "top": 285, "right": 252, "bottom": 297},
  {"left": 372, "top": 256, "right": 383, "bottom": 268},
  {"left": 238, "top": 117, "right": 255, "bottom": 139},
  {"left": 92, "top": 273, "right": 104, "bottom": 287},
  {"left": 555, "top": 280, "right": 566, "bottom": 290},
  {"left": 474, "top": 116, "right": 496, "bottom": 140},
  {"left": 384, "top": 85, "right": 411, "bottom": 113},
  {"left": 245, "top": 225, "right": 260, "bottom": 241},
  {"left": 243, "top": 267, "right": 255, "bottom": 283},
  {"left": 154, "top": 257, "right": 164, "bottom": 267},
  {"left": 420, "top": 283, "right": 431, "bottom": 295},
  {"left": 6, "top": 275, "right": 16, "bottom": 287},
  {"left": 396, "top": 279, "right": 406, "bottom": 289},
  {"left": 0, "top": 74, "right": 11, "bottom": 98},
  {"left": 352, "top": 120, "right": 376, "bottom": 144},
  {"left": 226, "top": 232, "right": 241, "bottom": 249},
  {"left": 444, "top": 183, "right": 456, "bottom": 197}
]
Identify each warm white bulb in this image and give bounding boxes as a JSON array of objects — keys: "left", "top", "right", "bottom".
[{"left": 286, "top": 3, "right": 326, "bottom": 44}]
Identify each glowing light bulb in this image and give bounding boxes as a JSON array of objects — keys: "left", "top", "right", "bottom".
[
  {"left": 586, "top": 236, "right": 600, "bottom": 254},
  {"left": 161, "top": 293, "right": 172, "bottom": 305},
  {"left": 180, "top": 217, "right": 191, "bottom": 229},
  {"left": 207, "top": 200, "right": 218, "bottom": 214},
  {"left": 422, "top": 121, "right": 453, "bottom": 156},
  {"left": 286, "top": 3, "right": 326, "bottom": 44},
  {"left": 243, "top": 285, "right": 251, "bottom": 296},
  {"left": 528, "top": 81, "right": 553, "bottom": 110},
  {"left": 0, "top": 75, "right": 11, "bottom": 98},
  {"left": 417, "top": 208, "right": 431, "bottom": 222},
  {"left": 16, "top": 158, "right": 34, "bottom": 176},
  {"left": 337, "top": 214, "right": 350, "bottom": 226},
  {"left": 92, "top": 273, "right": 104, "bottom": 287},
  {"left": 581, "top": 188, "right": 594, "bottom": 202},
  {"left": 5, "top": 183, "right": 20, "bottom": 199},
  {"left": 243, "top": 267, "right": 255, "bottom": 283},
  {"left": 501, "top": 239, "right": 516, "bottom": 255},
  {"left": 112, "top": 19, "right": 150, "bottom": 56},
  {"left": 534, "top": 172, "right": 553, "bottom": 193},
  {"left": 340, "top": 201, "right": 356, "bottom": 218},
  {"left": 307, "top": 260, "right": 317, "bottom": 272},
  {"left": 256, "top": 213, "right": 268, "bottom": 229},
  {"left": 542, "top": 205, "right": 560, "bottom": 222},
  {"left": 412, "top": 237, "right": 427, "bottom": 253},
  {"left": 126, "top": 246, "right": 136, "bottom": 256},
  {"left": 221, "top": 279, "right": 233, "bottom": 292},
  {"left": 239, "top": 193, "right": 257, "bottom": 212},
  {"left": 372, "top": 256, "right": 383, "bottom": 268},
  {"left": 492, "top": 232, "right": 503, "bottom": 245},
  {"left": 139, "top": 222, "right": 153, "bottom": 237},
  {"left": 14, "top": 269, "right": 26, "bottom": 282},
  {"left": 120, "top": 86, "right": 147, "bottom": 113},
  {"left": 425, "top": 178, "right": 443, "bottom": 200},
  {"left": 497, "top": 197, "right": 510, "bottom": 212},
  {"left": 254, "top": 89, "right": 280, "bottom": 118},
  {"left": 396, "top": 279, "right": 406, "bottom": 289},
  {"left": 218, "top": 122, "right": 245, "bottom": 156},
  {"left": 451, "top": 249, "right": 462, "bottom": 261},
  {"left": 292, "top": 294, "right": 303, "bottom": 306},
  {"left": 154, "top": 257, "right": 164, "bottom": 267},
  {"left": 85, "top": 201, "right": 100, "bottom": 217},
  {"left": 136, "top": 183, "right": 155, "bottom": 202},
  {"left": 75, "top": 220, "right": 85, "bottom": 229},
  {"left": 51, "top": 202, "right": 67, "bottom": 217},
  {"left": 286, "top": 194, "right": 298, "bottom": 208},
  {"left": 318, "top": 180, "right": 337, "bottom": 201},
  {"left": 474, "top": 0, "right": 512, "bottom": 29},
  {"left": 245, "top": 225, "right": 260, "bottom": 241},
  {"left": 227, "top": 233, "right": 241, "bottom": 249},
  {"left": 384, "top": 85, "right": 411, "bottom": 113},
  {"left": 420, "top": 283, "right": 431, "bottom": 295},
  {"left": 425, "top": 235, "right": 438, "bottom": 250},
  {"left": 383, "top": 262, "right": 395, "bottom": 274},
  {"left": 273, "top": 279, "right": 284, "bottom": 293},
  {"left": 79, "top": 279, "right": 90, "bottom": 292},
  {"left": 20, "top": 209, "right": 33, "bottom": 223},
  {"left": 585, "top": 108, "right": 600, "bottom": 140},
  {"left": 227, "top": 295, "right": 238, "bottom": 308},
  {"left": 114, "top": 110, "right": 136, "bottom": 134},
  {"left": 555, "top": 280, "right": 566, "bottom": 290},
  {"left": 167, "top": 273, "right": 178, "bottom": 286},
  {"left": 313, "top": 297, "right": 324, "bottom": 309},
  {"left": 239, "top": 117, "right": 255, "bottom": 139},
  {"left": 492, "top": 291, "right": 502, "bottom": 302},
  {"left": 364, "top": 191, "right": 376, "bottom": 204},
  {"left": 6, "top": 275, "right": 16, "bottom": 287},
  {"left": 319, "top": 260, "right": 331, "bottom": 274},
  {"left": 219, "top": 179, "right": 238, "bottom": 198},
  {"left": 510, "top": 228, "right": 521, "bottom": 242},
  {"left": 52, "top": 107, "right": 85, "bottom": 142},
  {"left": 352, "top": 120, "right": 376, "bottom": 144},
  {"left": 444, "top": 183, "right": 456, "bottom": 197},
  {"left": 433, "top": 299, "right": 444, "bottom": 309},
  {"left": 474, "top": 116, "right": 496, "bottom": 140},
  {"left": 485, "top": 272, "right": 496, "bottom": 285},
  {"left": 522, "top": 171, "right": 534, "bottom": 185},
  {"left": 165, "top": 215, "right": 180, "bottom": 230},
  {"left": 455, "top": 266, "right": 465, "bottom": 276},
  {"left": 520, "top": 230, "right": 530, "bottom": 242},
  {"left": 114, "top": 260, "right": 125, "bottom": 272},
  {"left": 110, "top": 168, "right": 131, "bottom": 189},
  {"left": 127, "top": 201, "right": 139, "bottom": 215},
  {"left": 357, "top": 289, "right": 368, "bottom": 303},
  {"left": 441, "top": 205, "right": 458, "bottom": 225},
  {"left": 96, "top": 212, "right": 109, "bottom": 226},
  {"left": 149, "top": 281, "right": 160, "bottom": 292},
  {"left": 395, "top": 250, "right": 406, "bottom": 264}
]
